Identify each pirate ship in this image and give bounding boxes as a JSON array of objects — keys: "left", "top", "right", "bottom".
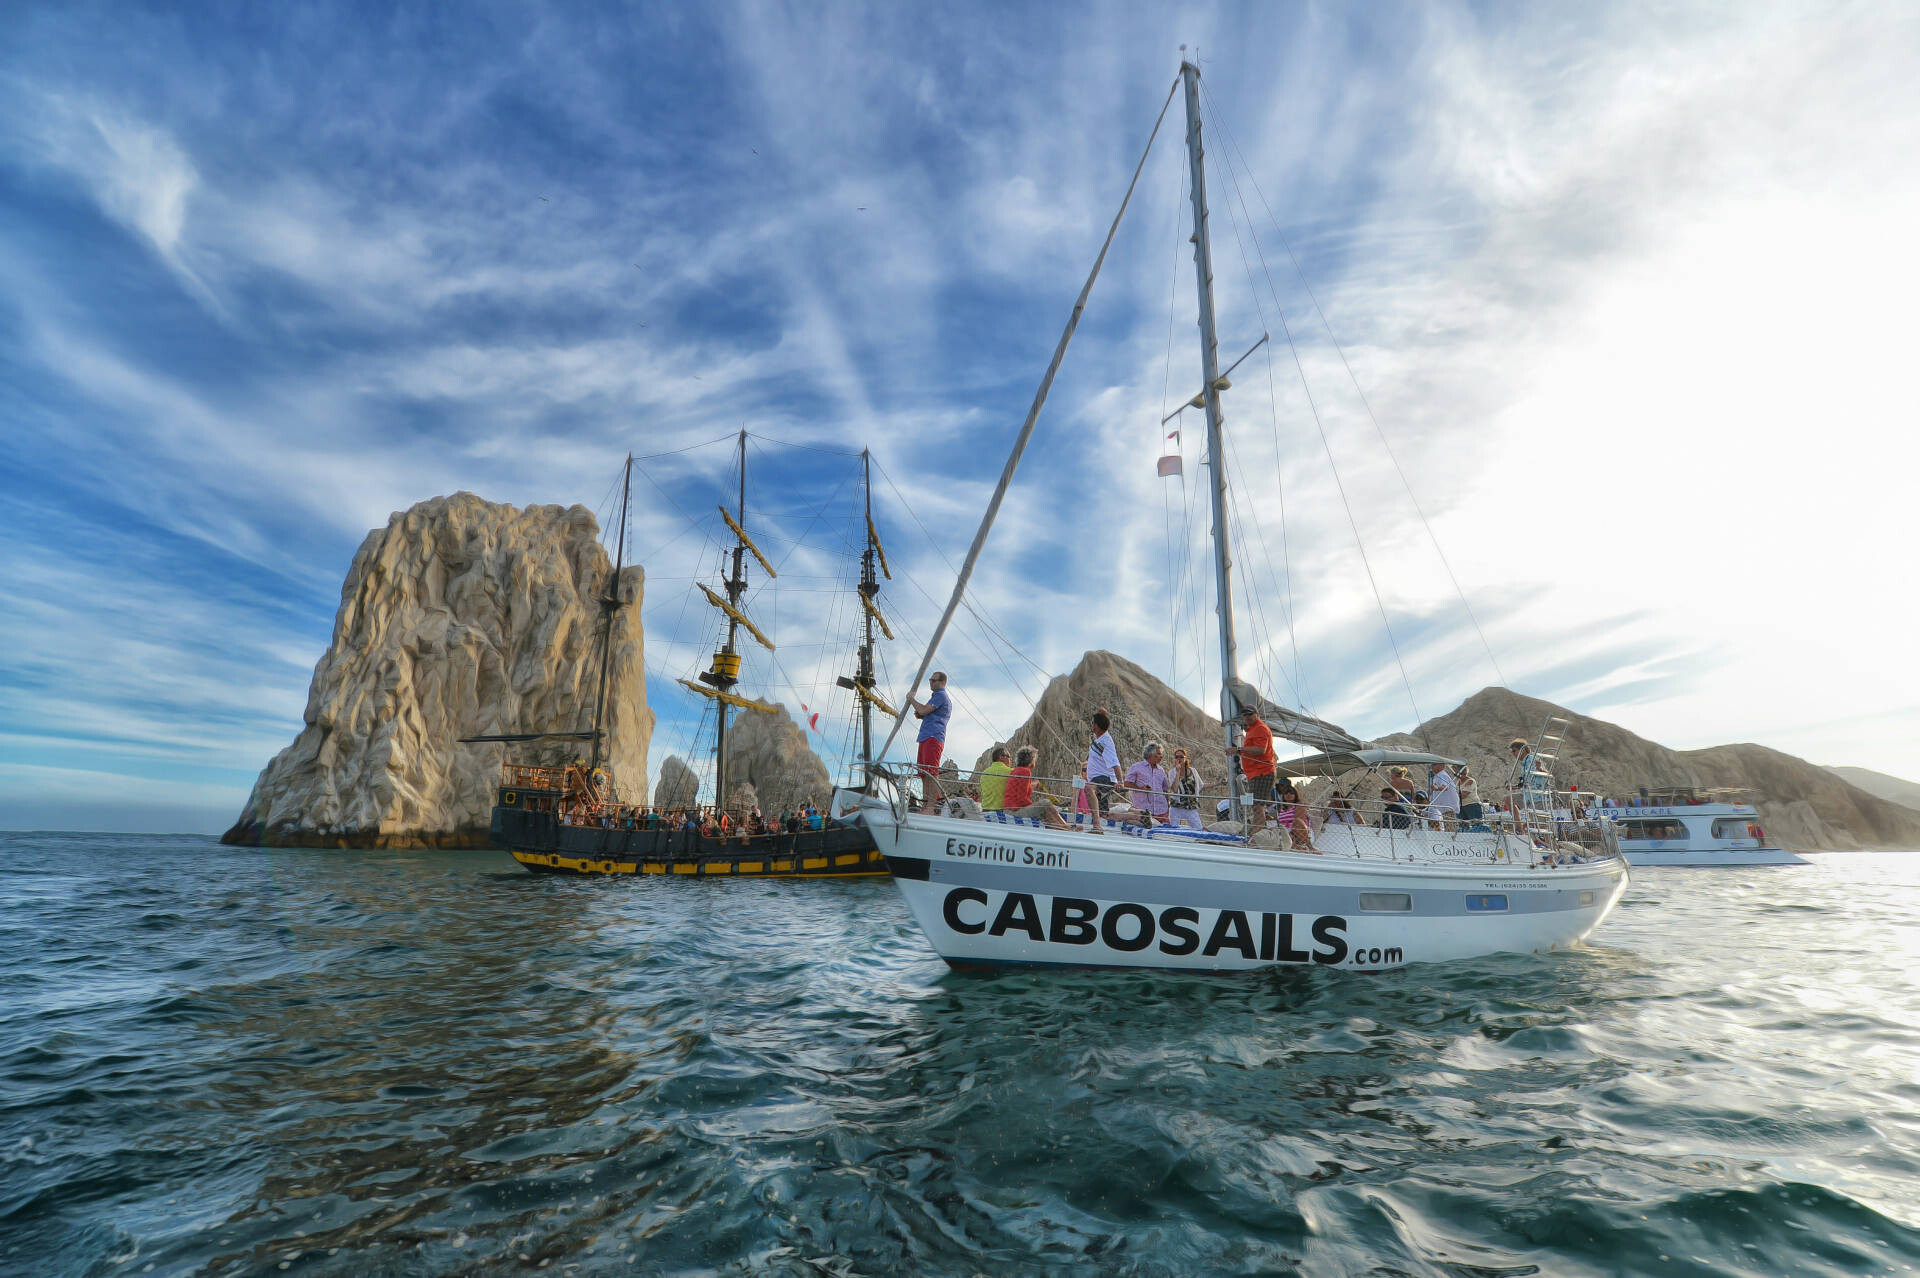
[{"left": 472, "top": 431, "right": 892, "bottom": 878}]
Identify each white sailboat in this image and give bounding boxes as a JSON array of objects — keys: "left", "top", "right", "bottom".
[{"left": 838, "top": 60, "right": 1629, "bottom": 972}]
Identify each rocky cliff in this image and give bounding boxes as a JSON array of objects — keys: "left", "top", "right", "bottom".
[
  {"left": 1378, "top": 687, "right": 1920, "bottom": 851},
  {"left": 721, "top": 704, "right": 832, "bottom": 817},
  {"left": 971, "top": 650, "right": 1233, "bottom": 798},
  {"left": 222, "top": 493, "right": 651, "bottom": 848}
]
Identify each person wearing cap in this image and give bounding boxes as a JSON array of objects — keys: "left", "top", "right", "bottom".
[
  {"left": 1229, "top": 704, "right": 1277, "bottom": 832},
  {"left": 1125, "top": 742, "right": 1170, "bottom": 826}
]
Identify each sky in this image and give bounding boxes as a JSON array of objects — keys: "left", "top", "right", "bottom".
[{"left": 3, "top": 1, "right": 1918, "bottom": 834}]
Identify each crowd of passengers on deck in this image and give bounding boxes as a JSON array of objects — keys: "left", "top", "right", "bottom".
[
  {"left": 908, "top": 672, "right": 1591, "bottom": 855},
  {"left": 559, "top": 802, "right": 830, "bottom": 840}
]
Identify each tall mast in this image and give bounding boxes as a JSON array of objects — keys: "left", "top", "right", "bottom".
[
  {"left": 588, "top": 454, "right": 632, "bottom": 779},
  {"left": 1181, "top": 59, "right": 1243, "bottom": 814},
  {"left": 858, "top": 450, "right": 877, "bottom": 775},
  {"left": 718, "top": 427, "right": 744, "bottom": 805}
]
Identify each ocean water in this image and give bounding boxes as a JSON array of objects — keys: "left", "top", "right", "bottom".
[{"left": 4, "top": 834, "right": 1918, "bottom": 1277}]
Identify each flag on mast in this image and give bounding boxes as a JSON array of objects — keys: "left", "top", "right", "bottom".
[
  {"left": 1156, "top": 454, "right": 1182, "bottom": 478},
  {"left": 800, "top": 703, "right": 820, "bottom": 732}
]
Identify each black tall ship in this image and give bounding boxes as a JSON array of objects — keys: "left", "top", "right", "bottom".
[{"left": 473, "top": 432, "right": 897, "bottom": 878}]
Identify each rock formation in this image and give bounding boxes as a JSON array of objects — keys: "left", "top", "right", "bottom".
[
  {"left": 1823, "top": 765, "right": 1920, "bottom": 814},
  {"left": 972, "top": 650, "right": 1233, "bottom": 802},
  {"left": 222, "top": 493, "right": 651, "bottom": 848},
  {"left": 654, "top": 755, "right": 699, "bottom": 810},
  {"left": 720, "top": 704, "right": 832, "bottom": 817},
  {"left": 1377, "top": 687, "right": 1920, "bottom": 851}
]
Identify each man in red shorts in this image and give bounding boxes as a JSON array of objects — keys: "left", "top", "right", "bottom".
[{"left": 910, "top": 671, "right": 952, "bottom": 808}]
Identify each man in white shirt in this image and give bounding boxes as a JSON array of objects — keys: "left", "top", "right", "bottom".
[{"left": 1428, "top": 762, "right": 1460, "bottom": 829}]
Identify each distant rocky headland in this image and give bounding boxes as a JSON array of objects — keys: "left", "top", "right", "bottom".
[{"left": 227, "top": 498, "right": 1919, "bottom": 852}]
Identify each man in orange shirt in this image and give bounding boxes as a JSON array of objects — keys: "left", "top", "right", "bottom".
[{"left": 1230, "top": 704, "right": 1277, "bottom": 832}]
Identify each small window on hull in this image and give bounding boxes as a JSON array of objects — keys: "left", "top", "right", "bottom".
[
  {"left": 1465, "top": 894, "right": 1508, "bottom": 912},
  {"left": 1579, "top": 891, "right": 1595, "bottom": 906},
  {"left": 1359, "top": 891, "right": 1413, "bottom": 912}
]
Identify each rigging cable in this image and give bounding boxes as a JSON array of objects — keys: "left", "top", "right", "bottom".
[{"left": 1198, "top": 78, "right": 1428, "bottom": 741}]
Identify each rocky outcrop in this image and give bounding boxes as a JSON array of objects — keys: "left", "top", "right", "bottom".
[
  {"left": 972, "top": 650, "right": 1232, "bottom": 798},
  {"left": 655, "top": 755, "right": 699, "bottom": 810},
  {"left": 222, "top": 493, "right": 651, "bottom": 848},
  {"left": 1824, "top": 766, "right": 1920, "bottom": 814},
  {"left": 720, "top": 704, "right": 832, "bottom": 818},
  {"left": 1378, "top": 687, "right": 1920, "bottom": 851}
]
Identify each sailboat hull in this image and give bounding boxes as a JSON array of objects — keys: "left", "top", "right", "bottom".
[{"left": 871, "top": 810, "right": 1627, "bottom": 972}]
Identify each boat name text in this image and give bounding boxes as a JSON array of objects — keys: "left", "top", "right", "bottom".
[
  {"left": 939, "top": 888, "right": 1381, "bottom": 965},
  {"left": 945, "top": 838, "right": 1068, "bottom": 869}
]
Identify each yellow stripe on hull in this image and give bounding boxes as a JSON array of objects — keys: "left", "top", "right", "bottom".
[{"left": 509, "top": 848, "right": 885, "bottom": 879}]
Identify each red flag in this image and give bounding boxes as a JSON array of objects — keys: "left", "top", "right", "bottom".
[
  {"left": 1156, "top": 454, "right": 1183, "bottom": 478},
  {"left": 800, "top": 703, "right": 820, "bottom": 732}
]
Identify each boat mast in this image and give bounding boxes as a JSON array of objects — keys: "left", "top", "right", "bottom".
[
  {"left": 858, "top": 450, "right": 877, "bottom": 775},
  {"left": 1181, "top": 59, "right": 1244, "bottom": 815},
  {"left": 588, "top": 454, "right": 633, "bottom": 779},
  {"left": 714, "top": 428, "right": 748, "bottom": 809}
]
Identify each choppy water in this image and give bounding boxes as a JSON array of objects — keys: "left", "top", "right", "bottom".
[{"left": 4, "top": 833, "right": 1919, "bottom": 1276}]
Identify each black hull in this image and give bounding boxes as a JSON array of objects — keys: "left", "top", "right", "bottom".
[{"left": 490, "top": 805, "right": 885, "bottom": 878}]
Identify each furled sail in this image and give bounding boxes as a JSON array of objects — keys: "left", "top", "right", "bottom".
[
  {"left": 697, "top": 583, "right": 776, "bottom": 652},
  {"left": 1226, "top": 677, "right": 1362, "bottom": 752}
]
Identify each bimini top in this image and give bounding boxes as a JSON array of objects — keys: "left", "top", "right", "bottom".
[{"left": 1275, "top": 747, "right": 1467, "bottom": 775}]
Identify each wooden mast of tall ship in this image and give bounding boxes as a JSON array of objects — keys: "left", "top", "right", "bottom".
[
  {"left": 586, "top": 453, "right": 632, "bottom": 781},
  {"left": 837, "top": 449, "right": 895, "bottom": 787},
  {"left": 675, "top": 427, "right": 779, "bottom": 812}
]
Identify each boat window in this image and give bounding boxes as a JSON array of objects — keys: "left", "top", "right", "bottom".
[
  {"left": 1710, "top": 818, "right": 1758, "bottom": 839},
  {"left": 1359, "top": 891, "right": 1412, "bottom": 912},
  {"left": 1465, "top": 894, "right": 1508, "bottom": 912},
  {"left": 1618, "top": 819, "right": 1687, "bottom": 841},
  {"left": 1579, "top": 891, "right": 1595, "bottom": 906}
]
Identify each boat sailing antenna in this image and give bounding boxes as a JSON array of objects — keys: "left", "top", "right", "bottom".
[
  {"left": 587, "top": 452, "right": 633, "bottom": 778},
  {"left": 1180, "top": 58, "right": 1246, "bottom": 817}
]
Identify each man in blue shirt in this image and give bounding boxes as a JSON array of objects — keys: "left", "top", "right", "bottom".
[{"left": 910, "top": 671, "right": 952, "bottom": 807}]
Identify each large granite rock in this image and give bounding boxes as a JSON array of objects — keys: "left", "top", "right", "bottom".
[
  {"left": 720, "top": 704, "right": 832, "bottom": 818},
  {"left": 972, "top": 650, "right": 1233, "bottom": 801},
  {"left": 222, "top": 493, "right": 651, "bottom": 848},
  {"left": 654, "top": 755, "right": 699, "bottom": 810},
  {"left": 1378, "top": 687, "right": 1920, "bottom": 851}
]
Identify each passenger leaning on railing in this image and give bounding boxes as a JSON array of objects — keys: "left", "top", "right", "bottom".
[
  {"left": 1229, "top": 705, "right": 1277, "bottom": 832},
  {"left": 1378, "top": 786, "right": 1414, "bottom": 829}
]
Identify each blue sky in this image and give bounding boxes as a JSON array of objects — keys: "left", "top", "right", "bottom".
[{"left": 4, "top": 1, "right": 1918, "bottom": 833}]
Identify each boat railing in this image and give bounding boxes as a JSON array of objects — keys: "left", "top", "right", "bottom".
[{"left": 875, "top": 763, "right": 1619, "bottom": 865}]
